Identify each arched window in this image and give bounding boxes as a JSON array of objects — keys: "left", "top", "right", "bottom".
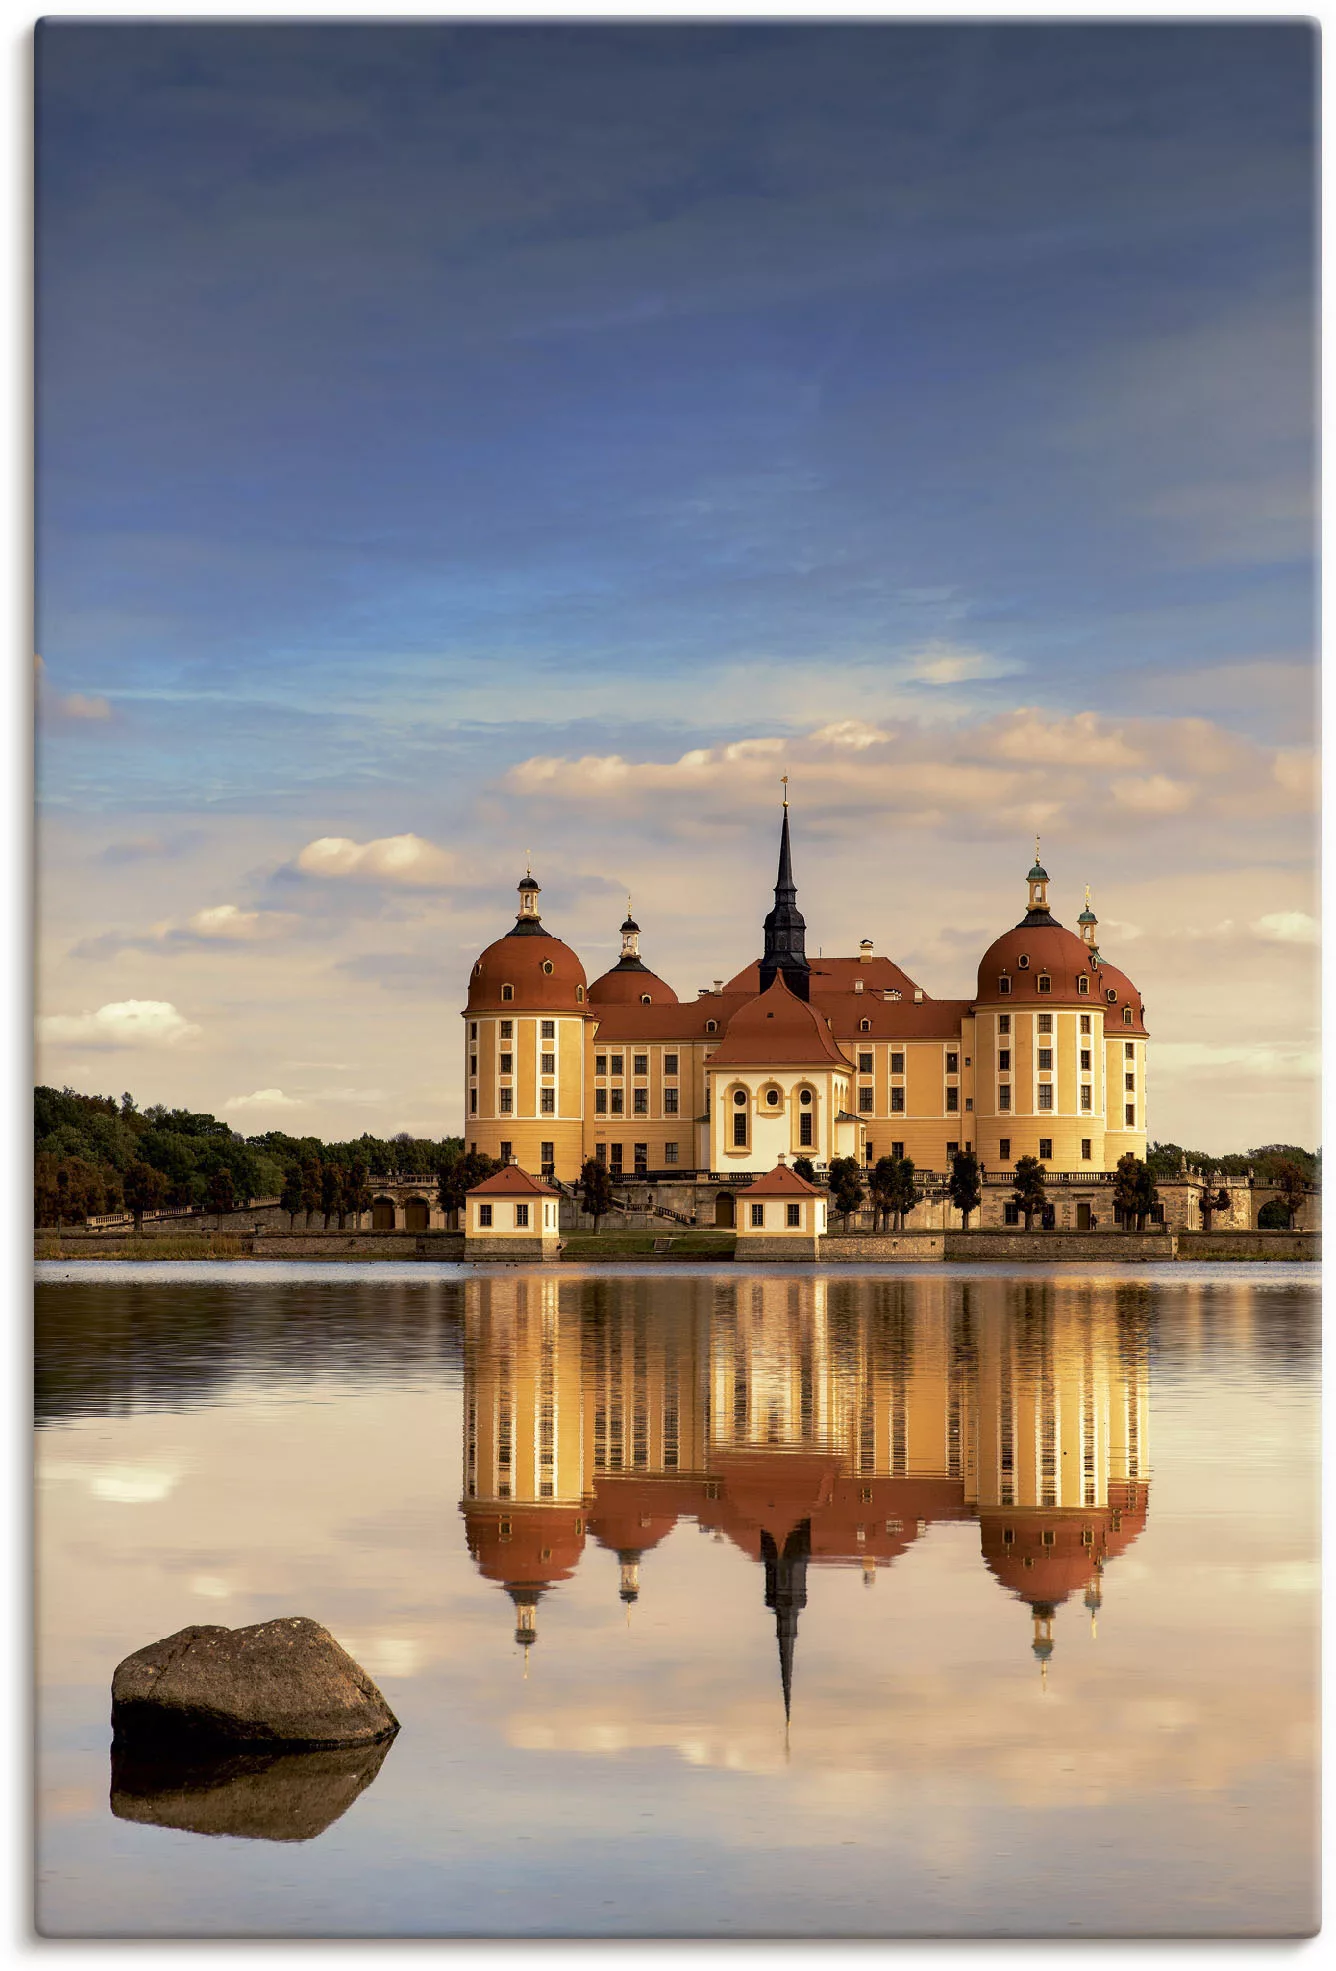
[
  {"left": 1077, "top": 975, "right": 1089, "bottom": 995},
  {"left": 640, "top": 993, "right": 651, "bottom": 1004},
  {"left": 501, "top": 983, "right": 514, "bottom": 1002},
  {"left": 999, "top": 976, "right": 1012, "bottom": 995},
  {"left": 1123, "top": 1006, "right": 1134, "bottom": 1026},
  {"left": 731, "top": 1087, "right": 748, "bottom": 1149},
  {"left": 706, "top": 1019, "right": 717, "bottom": 1033},
  {"left": 859, "top": 1017, "right": 871, "bottom": 1031},
  {"left": 576, "top": 985, "right": 584, "bottom": 1001}
]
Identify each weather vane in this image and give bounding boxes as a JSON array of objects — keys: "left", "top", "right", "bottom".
[{"left": 781, "top": 773, "right": 789, "bottom": 809}]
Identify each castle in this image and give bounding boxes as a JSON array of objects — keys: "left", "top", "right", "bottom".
[{"left": 462, "top": 800, "right": 1148, "bottom": 1200}]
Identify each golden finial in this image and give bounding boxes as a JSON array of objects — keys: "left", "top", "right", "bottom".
[
  {"left": 627, "top": 893, "right": 632, "bottom": 918},
  {"left": 1085, "top": 883, "right": 1092, "bottom": 909},
  {"left": 525, "top": 848, "right": 532, "bottom": 877},
  {"left": 781, "top": 773, "right": 789, "bottom": 809},
  {"left": 1035, "top": 833, "right": 1041, "bottom": 863}
]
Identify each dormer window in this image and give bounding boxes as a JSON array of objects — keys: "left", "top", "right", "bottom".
[
  {"left": 1124, "top": 1006, "right": 1134, "bottom": 1026},
  {"left": 541, "top": 959, "right": 554, "bottom": 975},
  {"left": 640, "top": 993, "right": 651, "bottom": 1004},
  {"left": 1037, "top": 974, "right": 1051, "bottom": 994},
  {"left": 706, "top": 1019, "right": 717, "bottom": 1033},
  {"left": 1107, "top": 988, "right": 1118, "bottom": 1004},
  {"left": 853, "top": 979, "right": 864, "bottom": 994},
  {"left": 1017, "top": 955, "right": 1029, "bottom": 970},
  {"left": 1078, "top": 975, "right": 1089, "bottom": 995},
  {"left": 999, "top": 976, "right": 1012, "bottom": 995},
  {"left": 576, "top": 985, "right": 584, "bottom": 1001},
  {"left": 501, "top": 984, "right": 514, "bottom": 1002},
  {"left": 859, "top": 1018, "right": 870, "bottom": 1031}
]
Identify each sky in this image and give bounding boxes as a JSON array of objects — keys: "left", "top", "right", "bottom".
[{"left": 34, "top": 20, "right": 1318, "bottom": 1149}]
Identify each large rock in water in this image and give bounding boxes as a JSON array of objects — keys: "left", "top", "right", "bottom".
[{"left": 111, "top": 1618, "right": 399, "bottom": 1750}]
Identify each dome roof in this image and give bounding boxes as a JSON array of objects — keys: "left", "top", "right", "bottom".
[
  {"left": 588, "top": 961, "right": 679, "bottom": 1006},
  {"left": 467, "top": 929, "right": 588, "bottom": 1011},
  {"left": 587, "top": 1476, "right": 682, "bottom": 1558},
  {"left": 976, "top": 919, "right": 1146, "bottom": 1029},
  {"left": 462, "top": 1504, "right": 586, "bottom": 1589}
]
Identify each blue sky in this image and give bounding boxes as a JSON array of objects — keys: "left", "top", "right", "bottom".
[{"left": 35, "top": 21, "right": 1318, "bottom": 1147}]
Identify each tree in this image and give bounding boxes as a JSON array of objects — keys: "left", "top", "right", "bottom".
[
  {"left": 1270, "top": 1157, "right": 1308, "bottom": 1229},
  {"left": 1113, "top": 1153, "right": 1158, "bottom": 1231},
  {"left": 579, "top": 1157, "right": 616, "bottom": 1232},
  {"left": 281, "top": 1163, "right": 303, "bottom": 1230},
  {"left": 122, "top": 1159, "right": 166, "bottom": 1234},
  {"left": 438, "top": 1150, "right": 499, "bottom": 1222},
  {"left": 870, "top": 1155, "right": 916, "bottom": 1231},
  {"left": 828, "top": 1156, "right": 865, "bottom": 1230},
  {"left": 320, "top": 1162, "right": 341, "bottom": 1230},
  {"left": 299, "top": 1156, "right": 321, "bottom": 1230},
  {"left": 791, "top": 1157, "right": 817, "bottom": 1186},
  {"left": 1198, "top": 1184, "right": 1230, "bottom": 1232},
  {"left": 1012, "top": 1155, "right": 1047, "bottom": 1232},
  {"left": 949, "top": 1147, "right": 982, "bottom": 1230},
  {"left": 345, "top": 1158, "right": 371, "bottom": 1230},
  {"left": 206, "top": 1167, "right": 235, "bottom": 1220}
]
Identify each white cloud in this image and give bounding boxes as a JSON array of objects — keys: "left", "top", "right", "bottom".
[
  {"left": 186, "top": 904, "right": 266, "bottom": 940},
  {"left": 903, "top": 640, "right": 1024, "bottom": 687},
  {"left": 37, "top": 999, "right": 200, "bottom": 1048},
  {"left": 809, "top": 720, "right": 888, "bottom": 750},
  {"left": 223, "top": 1088, "right": 303, "bottom": 1112},
  {"left": 296, "top": 833, "right": 455, "bottom": 886},
  {"left": 1251, "top": 911, "right": 1319, "bottom": 946},
  {"left": 1109, "top": 774, "right": 1194, "bottom": 814}
]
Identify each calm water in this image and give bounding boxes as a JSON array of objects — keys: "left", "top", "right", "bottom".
[{"left": 35, "top": 1262, "right": 1319, "bottom": 1938}]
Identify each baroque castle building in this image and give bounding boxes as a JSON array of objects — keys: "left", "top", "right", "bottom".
[{"left": 462, "top": 803, "right": 1148, "bottom": 1188}]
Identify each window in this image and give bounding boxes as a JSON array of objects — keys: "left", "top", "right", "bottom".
[
  {"left": 1123, "top": 1007, "right": 1134, "bottom": 1026},
  {"left": 787, "top": 1202, "right": 802, "bottom": 1227},
  {"left": 1081, "top": 1139, "right": 1092, "bottom": 1160},
  {"left": 664, "top": 1087, "right": 679, "bottom": 1114},
  {"left": 470, "top": 1054, "right": 478, "bottom": 1077},
  {"left": 800, "top": 1088, "right": 813, "bottom": 1105},
  {"left": 1125, "top": 1041, "right": 1135, "bottom": 1059},
  {"left": 479, "top": 1203, "right": 492, "bottom": 1227},
  {"left": 1078, "top": 975, "right": 1089, "bottom": 995},
  {"left": 765, "top": 1087, "right": 781, "bottom": 1107},
  {"left": 999, "top": 1050, "right": 1011, "bottom": 1071},
  {"left": 664, "top": 1053, "right": 679, "bottom": 1077},
  {"left": 634, "top": 1143, "right": 648, "bottom": 1174},
  {"left": 540, "top": 1052, "right": 555, "bottom": 1074},
  {"left": 859, "top": 1087, "right": 875, "bottom": 1112},
  {"left": 1004, "top": 1202, "right": 1020, "bottom": 1225},
  {"left": 1080, "top": 1085, "right": 1091, "bottom": 1112},
  {"left": 595, "top": 1144, "right": 607, "bottom": 1165},
  {"left": 890, "top": 1087, "right": 905, "bottom": 1113},
  {"left": 1125, "top": 1073, "right": 1135, "bottom": 1093},
  {"left": 750, "top": 1201, "right": 765, "bottom": 1227},
  {"left": 1080, "top": 1014, "right": 1091, "bottom": 1035},
  {"left": 1037, "top": 1084, "right": 1053, "bottom": 1110},
  {"left": 946, "top": 1052, "right": 958, "bottom": 1074},
  {"left": 999, "top": 1015, "right": 1011, "bottom": 1036},
  {"left": 946, "top": 1141, "right": 958, "bottom": 1158},
  {"left": 733, "top": 1112, "right": 747, "bottom": 1148},
  {"left": 501, "top": 1020, "right": 513, "bottom": 1040},
  {"left": 1107, "top": 988, "right": 1117, "bottom": 1003},
  {"left": 890, "top": 1052, "right": 905, "bottom": 1075},
  {"left": 999, "top": 976, "right": 1012, "bottom": 994},
  {"left": 541, "top": 960, "right": 554, "bottom": 976},
  {"left": 1037, "top": 975, "right": 1051, "bottom": 994},
  {"left": 641, "top": 994, "right": 651, "bottom": 1005},
  {"left": 595, "top": 1054, "right": 607, "bottom": 1076},
  {"left": 1039, "top": 1137, "right": 1052, "bottom": 1160},
  {"left": 706, "top": 1019, "right": 717, "bottom": 1033},
  {"left": 470, "top": 1089, "right": 478, "bottom": 1114},
  {"left": 1038, "top": 1014, "right": 1052, "bottom": 1034},
  {"left": 1080, "top": 1048, "right": 1091, "bottom": 1072},
  {"left": 860, "top": 1018, "right": 871, "bottom": 1032},
  {"left": 1125, "top": 1104, "right": 1136, "bottom": 1127},
  {"left": 965, "top": 1097, "right": 973, "bottom": 1110},
  {"left": 499, "top": 1089, "right": 513, "bottom": 1113},
  {"left": 1037, "top": 1048, "right": 1053, "bottom": 1070},
  {"left": 945, "top": 1087, "right": 959, "bottom": 1112},
  {"left": 799, "top": 1113, "right": 813, "bottom": 1147},
  {"left": 595, "top": 1089, "right": 608, "bottom": 1115},
  {"left": 576, "top": 986, "right": 584, "bottom": 1002},
  {"left": 469, "top": 1022, "right": 478, "bottom": 1040},
  {"left": 610, "top": 1144, "right": 623, "bottom": 1171},
  {"left": 998, "top": 1085, "right": 1011, "bottom": 1111},
  {"left": 999, "top": 1137, "right": 1011, "bottom": 1159},
  {"left": 633, "top": 1088, "right": 648, "bottom": 1114},
  {"left": 891, "top": 1141, "right": 905, "bottom": 1160},
  {"left": 500, "top": 1142, "right": 512, "bottom": 1161},
  {"left": 500, "top": 1052, "right": 513, "bottom": 1074},
  {"left": 633, "top": 1054, "right": 648, "bottom": 1076},
  {"left": 733, "top": 1088, "right": 747, "bottom": 1105},
  {"left": 541, "top": 1019, "right": 555, "bottom": 1040},
  {"left": 501, "top": 984, "right": 513, "bottom": 1002},
  {"left": 541, "top": 1140, "right": 554, "bottom": 1166},
  {"left": 1018, "top": 955, "right": 1029, "bottom": 970},
  {"left": 610, "top": 1090, "right": 624, "bottom": 1114},
  {"left": 664, "top": 1143, "right": 679, "bottom": 1164},
  {"left": 515, "top": 1203, "right": 529, "bottom": 1228},
  {"left": 610, "top": 1055, "right": 624, "bottom": 1077},
  {"left": 859, "top": 1051, "right": 873, "bottom": 1073},
  {"left": 541, "top": 1088, "right": 555, "bottom": 1114}
]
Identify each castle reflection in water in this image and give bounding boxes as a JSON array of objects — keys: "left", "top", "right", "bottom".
[{"left": 461, "top": 1276, "right": 1150, "bottom": 1707}]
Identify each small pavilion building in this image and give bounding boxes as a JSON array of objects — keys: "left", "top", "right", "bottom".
[
  {"left": 735, "top": 1158, "right": 827, "bottom": 1259},
  {"left": 464, "top": 1163, "right": 562, "bottom": 1258}
]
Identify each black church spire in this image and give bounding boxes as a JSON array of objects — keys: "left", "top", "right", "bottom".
[
  {"left": 761, "top": 1519, "right": 811, "bottom": 1725},
  {"left": 758, "top": 782, "right": 810, "bottom": 1000}
]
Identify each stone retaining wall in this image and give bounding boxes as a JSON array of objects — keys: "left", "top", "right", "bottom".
[
  {"left": 943, "top": 1230, "right": 1172, "bottom": 1262},
  {"left": 1175, "top": 1230, "right": 1319, "bottom": 1262},
  {"left": 819, "top": 1233, "right": 945, "bottom": 1262}
]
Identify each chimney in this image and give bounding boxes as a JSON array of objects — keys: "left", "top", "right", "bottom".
[
  {"left": 859, "top": 940, "right": 874, "bottom": 962},
  {"left": 713, "top": 980, "right": 723, "bottom": 994},
  {"left": 913, "top": 987, "right": 924, "bottom": 1004}
]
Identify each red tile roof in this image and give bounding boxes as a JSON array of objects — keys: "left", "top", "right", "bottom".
[
  {"left": 466, "top": 1163, "right": 559, "bottom": 1199},
  {"left": 744, "top": 1160, "right": 824, "bottom": 1198},
  {"left": 705, "top": 974, "right": 852, "bottom": 1069}
]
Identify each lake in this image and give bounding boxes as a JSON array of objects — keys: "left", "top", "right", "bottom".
[{"left": 35, "top": 1261, "right": 1319, "bottom": 1938}]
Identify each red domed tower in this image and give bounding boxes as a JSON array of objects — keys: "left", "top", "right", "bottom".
[
  {"left": 463, "top": 871, "right": 594, "bottom": 1181},
  {"left": 588, "top": 903, "right": 680, "bottom": 1009},
  {"left": 973, "top": 846, "right": 1148, "bottom": 1175}
]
